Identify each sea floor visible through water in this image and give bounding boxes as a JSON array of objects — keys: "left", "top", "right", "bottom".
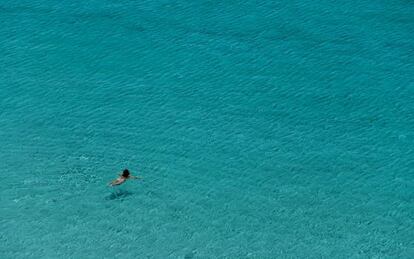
[{"left": 1, "top": 0, "right": 413, "bottom": 258}]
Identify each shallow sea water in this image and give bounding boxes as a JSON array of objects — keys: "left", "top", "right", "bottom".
[{"left": 1, "top": 0, "right": 413, "bottom": 258}]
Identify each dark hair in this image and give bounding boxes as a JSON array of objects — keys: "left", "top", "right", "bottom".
[{"left": 122, "top": 169, "right": 130, "bottom": 177}]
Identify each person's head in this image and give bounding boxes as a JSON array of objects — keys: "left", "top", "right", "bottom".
[{"left": 122, "top": 169, "right": 130, "bottom": 178}]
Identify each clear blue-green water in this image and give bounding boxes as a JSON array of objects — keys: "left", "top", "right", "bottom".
[{"left": 1, "top": 0, "right": 413, "bottom": 258}]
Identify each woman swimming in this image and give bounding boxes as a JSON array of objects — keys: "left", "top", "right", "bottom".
[{"left": 109, "top": 169, "right": 139, "bottom": 186}]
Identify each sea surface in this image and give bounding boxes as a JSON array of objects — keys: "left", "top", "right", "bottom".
[{"left": 1, "top": 0, "right": 413, "bottom": 258}]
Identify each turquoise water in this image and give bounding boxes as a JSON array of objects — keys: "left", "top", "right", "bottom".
[{"left": 1, "top": 0, "right": 413, "bottom": 257}]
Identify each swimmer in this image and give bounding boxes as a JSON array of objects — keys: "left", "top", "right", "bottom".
[{"left": 109, "top": 169, "right": 140, "bottom": 186}]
